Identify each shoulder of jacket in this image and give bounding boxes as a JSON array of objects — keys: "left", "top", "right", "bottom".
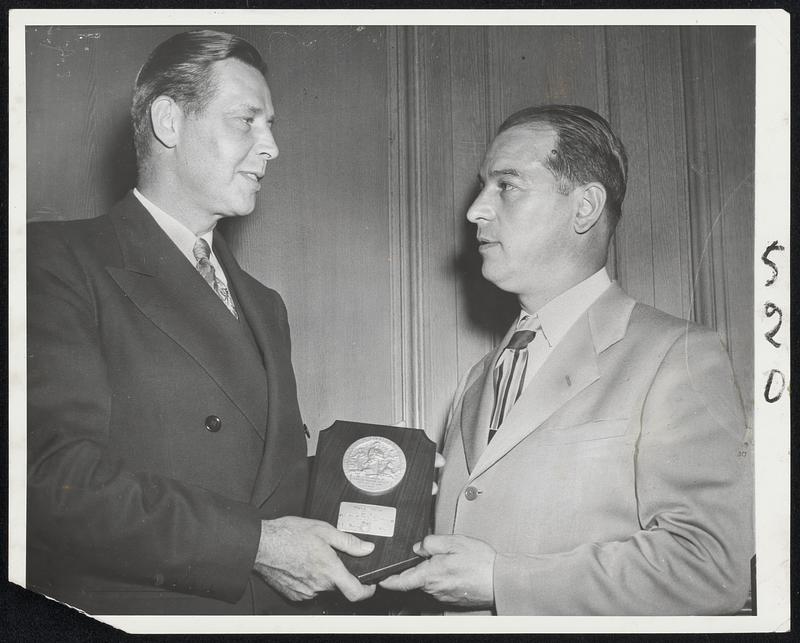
[
  {"left": 28, "top": 213, "right": 113, "bottom": 243},
  {"left": 628, "top": 300, "right": 716, "bottom": 342}
]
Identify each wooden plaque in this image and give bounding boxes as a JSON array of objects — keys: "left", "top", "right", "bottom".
[{"left": 306, "top": 421, "right": 436, "bottom": 584}]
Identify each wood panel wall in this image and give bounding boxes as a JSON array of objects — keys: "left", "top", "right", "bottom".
[
  {"left": 25, "top": 25, "right": 755, "bottom": 449},
  {"left": 408, "top": 26, "right": 755, "bottom": 433},
  {"left": 681, "top": 26, "right": 756, "bottom": 419}
]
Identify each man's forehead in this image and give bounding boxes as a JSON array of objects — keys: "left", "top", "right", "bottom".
[
  {"left": 209, "top": 56, "right": 267, "bottom": 80},
  {"left": 208, "top": 58, "right": 272, "bottom": 101},
  {"left": 480, "top": 124, "right": 557, "bottom": 174}
]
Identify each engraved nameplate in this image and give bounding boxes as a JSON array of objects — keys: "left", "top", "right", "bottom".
[{"left": 337, "top": 501, "right": 397, "bottom": 538}]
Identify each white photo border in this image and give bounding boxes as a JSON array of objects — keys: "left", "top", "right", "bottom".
[{"left": 7, "top": 8, "right": 790, "bottom": 634}]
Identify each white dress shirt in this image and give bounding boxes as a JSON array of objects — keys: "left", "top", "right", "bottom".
[
  {"left": 132, "top": 188, "right": 231, "bottom": 289},
  {"left": 498, "top": 268, "right": 612, "bottom": 392}
]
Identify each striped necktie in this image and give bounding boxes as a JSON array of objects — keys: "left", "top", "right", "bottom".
[
  {"left": 488, "top": 326, "right": 536, "bottom": 442},
  {"left": 192, "top": 237, "right": 238, "bottom": 319}
]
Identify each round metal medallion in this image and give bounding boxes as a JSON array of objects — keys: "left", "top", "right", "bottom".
[{"left": 342, "top": 436, "right": 407, "bottom": 494}]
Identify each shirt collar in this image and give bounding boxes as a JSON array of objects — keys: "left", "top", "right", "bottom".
[
  {"left": 518, "top": 268, "right": 612, "bottom": 348},
  {"left": 133, "top": 188, "right": 214, "bottom": 265}
]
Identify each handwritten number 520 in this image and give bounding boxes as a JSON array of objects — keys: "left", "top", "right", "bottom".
[{"left": 761, "top": 241, "right": 786, "bottom": 404}]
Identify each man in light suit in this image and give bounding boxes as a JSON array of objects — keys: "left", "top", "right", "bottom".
[
  {"left": 381, "top": 105, "right": 753, "bottom": 614},
  {"left": 26, "top": 30, "right": 376, "bottom": 615}
]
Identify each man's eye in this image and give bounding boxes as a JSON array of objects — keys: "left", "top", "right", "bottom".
[
  {"left": 499, "top": 181, "right": 514, "bottom": 191},
  {"left": 239, "top": 117, "right": 254, "bottom": 126}
]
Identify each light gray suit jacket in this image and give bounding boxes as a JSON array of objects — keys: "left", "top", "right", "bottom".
[{"left": 436, "top": 283, "right": 753, "bottom": 615}]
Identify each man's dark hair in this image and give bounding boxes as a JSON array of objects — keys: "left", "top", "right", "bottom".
[
  {"left": 131, "top": 29, "right": 268, "bottom": 166},
  {"left": 498, "top": 104, "right": 628, "bottom": 222}
]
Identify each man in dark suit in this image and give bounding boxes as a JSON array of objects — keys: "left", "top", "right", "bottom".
[
  {"left": 27, "top": 30, "right": 376, "bottom": 615},
  {"left": 381, "top": 105, "right": 753, "bottom": 614}
]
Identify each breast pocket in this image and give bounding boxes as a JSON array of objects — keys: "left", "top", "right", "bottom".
[{"left": 537, "top": 419, "right": 629, "bottom": 446}]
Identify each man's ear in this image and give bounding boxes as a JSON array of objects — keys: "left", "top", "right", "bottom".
[
  {"left": 149, "top": 95, "right": 182, "bottom": 149},
  {"left": 573, "top": 182, "right": 607, "bottom": 234}
]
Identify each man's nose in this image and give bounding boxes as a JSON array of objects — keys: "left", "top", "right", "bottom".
[
  {"left": 466, "top": 190, "right": 494, "bottom": 223},
  {"left": 256, "top": 126, "right": 279, "bottom": 161}
]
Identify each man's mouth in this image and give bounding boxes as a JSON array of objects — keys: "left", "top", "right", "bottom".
[{"left": 241, "top": 171, "right": 264, "bottom": 183}]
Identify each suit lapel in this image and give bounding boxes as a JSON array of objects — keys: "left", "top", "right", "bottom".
[
  {"left": 213, "top": 235, "right": 301, "bottom": 507},
  {"left": 105, "top": 193, "right": 268, "bottom": 440},
  {"left": 460, "top": 325, "right": 515, "bottom": 473},
  {"left": 470, "top": 314, "right": 600, "bottom": 479},
  {"left": 468, "top": 284, "right": 636, "bottom": 481}
]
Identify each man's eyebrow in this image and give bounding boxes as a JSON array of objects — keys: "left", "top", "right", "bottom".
[
  {"left": 489, "top": 168, "right": 520, "bottom": 178},
  {"left": 231, "top": 104, "right": 274, "bottom": 118},
  {"left": 232, "top": 103, "right": 261, "bottom": 113}
]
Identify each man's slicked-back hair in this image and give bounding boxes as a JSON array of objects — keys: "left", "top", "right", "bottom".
[
  {"left": 131, "top": 29, "right": 268, "bottom": 167},
  {"left": 498, "top": 104, "right": 628, "bottom": 222}
]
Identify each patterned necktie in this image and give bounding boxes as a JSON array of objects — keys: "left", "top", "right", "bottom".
[
  {"left": 488, "top": 327, "right": 536, "bottom": 442},
  {"left": 192, "top": 237, "right": 238, "bottom": 319}
]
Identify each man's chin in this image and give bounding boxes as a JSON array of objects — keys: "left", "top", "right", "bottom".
[
  {"left": 481, "top": 266, "right": 519, "bottom": 296},
  {"left": 481, "top": 264, "right": 504, "bottom": 286},
  {"left": 220, "top": 203, "right": 258, "bottom": 219}
]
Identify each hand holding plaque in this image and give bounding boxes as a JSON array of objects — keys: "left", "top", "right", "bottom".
[{"left": 306, "top": 421, "right": 436, "bottom": 584}]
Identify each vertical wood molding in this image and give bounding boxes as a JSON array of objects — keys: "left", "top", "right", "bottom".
[
  {"left": 386, "top": 26, "right": 413, "bottom": 426},
  {"left": 680, "top": 27, "right": 728, "bottom": 341},
  {"left": 415, "top": 27, "right": 461, "bottom": 440},
  {"left": 592, "top": 27, "right": 610, "bottom": 129},
  {"left": 604, "top": 27, "right": 654, "bottom": 307},
  {"left": 704, "top": 29, "right": 732, "bottom": 346},
  {"left": 664, "top": 28, "right": 693, "bottom": 321},
  {"left": 401, "top": 26, "right": 427, "bottom": 430},
  {"left": 485, "top": 27, "right": 501, "bottom": 144},
  {"left": 642, "top": 28, "right": 693, "bottom": 319}
]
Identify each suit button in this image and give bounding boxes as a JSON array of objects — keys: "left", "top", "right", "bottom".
[
  {"left": 464, "top": 486, "right": 479, "bottom": 501},
  {"left": 204, "top": 415, "right": 222, "bottom": 432}
]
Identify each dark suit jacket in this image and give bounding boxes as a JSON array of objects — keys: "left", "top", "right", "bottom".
[{"left": 26, "top": 192, "right": 311, "bottom": 615}]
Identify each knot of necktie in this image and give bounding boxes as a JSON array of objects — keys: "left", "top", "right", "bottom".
[
  {"left": 193, "top": 237, "right": 212, "bottom": 263},
  {"left": 506, "top": 329, "right": 536, "bottom": 351}
]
